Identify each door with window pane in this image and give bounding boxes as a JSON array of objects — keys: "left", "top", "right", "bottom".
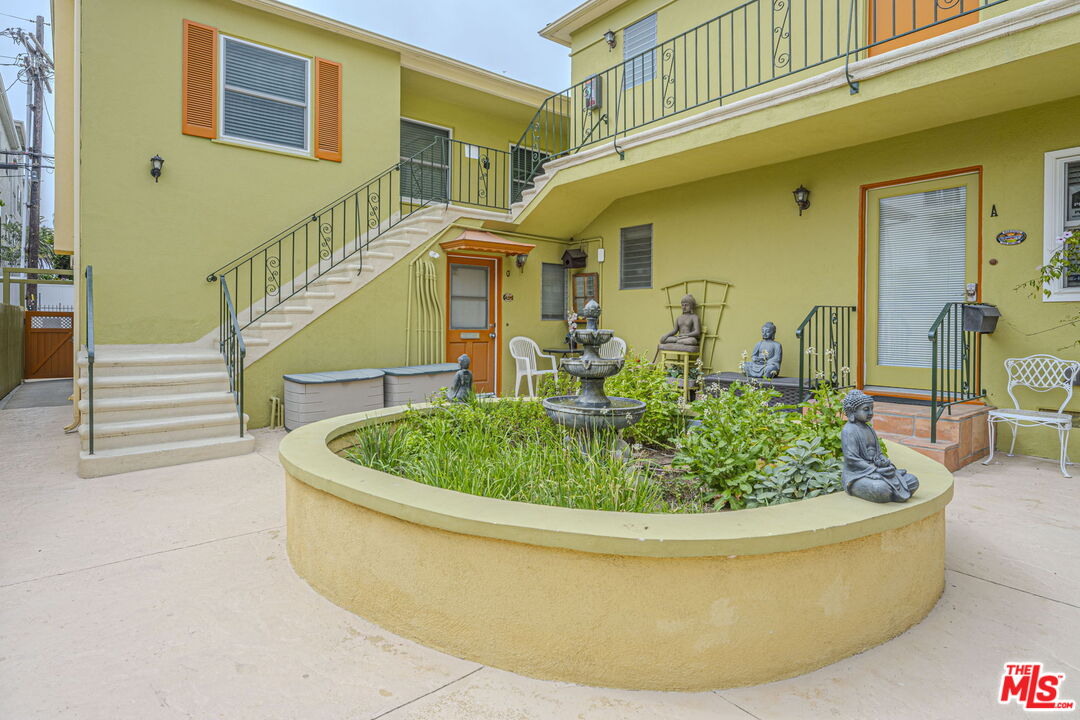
[
  {"left": 446, "top": 256, "right": 498, "bottom": 393},
  {"left": 864, "top": 173, "right": 979, "bottom": 390}
]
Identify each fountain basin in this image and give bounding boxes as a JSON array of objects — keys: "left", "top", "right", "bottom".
[
  {"left": 542, "top": 395, "right": 646, "bottom": 431},
  {"left": 559, "top": 356, "right": 624, "bottom": 379},
  {"left": 571, "top": 328, "right": 614, "bottom": 346}
]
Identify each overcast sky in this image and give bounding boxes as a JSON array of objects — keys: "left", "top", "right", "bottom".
[{"left": 0, "top": 0, "right": 579, "bottom": 227}]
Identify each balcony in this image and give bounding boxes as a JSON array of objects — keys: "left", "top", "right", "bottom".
[{"left": 508, "top": 0, "right": 1080, "bottom": 235}]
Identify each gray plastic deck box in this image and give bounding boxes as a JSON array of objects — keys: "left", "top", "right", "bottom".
[
  {"left": 283, "top": 369, "right": 385, "bottom": 431},
  {"left": 381, "top": 363, "right": 458, "bottom": 407}
]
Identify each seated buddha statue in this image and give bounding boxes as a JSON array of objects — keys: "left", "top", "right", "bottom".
[
  {"left": 741, "top": 322, "right": 782, "bottom": 378},
  {"left": 658, "top": 294, "right": 701, "bottom": 351},
  {"left": 445, "top": 354, "right": 474, "bottom": 403},
  {"left": 840, "top": 390, "right": 919, "bottom": 503}
]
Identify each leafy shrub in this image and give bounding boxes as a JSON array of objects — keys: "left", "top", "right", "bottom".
[
  {"left": 604, "top": 352, "right": 685, "bottom": 448},
  {"left": 744, "top": 437, "right": 842, "bottom": 508}
]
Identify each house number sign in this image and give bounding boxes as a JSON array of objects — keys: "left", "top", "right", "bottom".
[{"left": 996, "top": 230, "right": 1026, "bottom": 246}]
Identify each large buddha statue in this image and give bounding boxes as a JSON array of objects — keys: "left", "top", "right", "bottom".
[
  {"left": 741, "top": 322, "right": 782, "bottom": 378},
  {"left": 840, "top": 390, "right": 919, "bottom": 503},
  {"left": 658, "top": 294, "right": 701, "bottom": 351}
]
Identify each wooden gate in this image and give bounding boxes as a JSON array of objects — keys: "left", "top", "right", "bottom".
[{"left": 24, "top": 311, "right": 74, "bottom": 379}]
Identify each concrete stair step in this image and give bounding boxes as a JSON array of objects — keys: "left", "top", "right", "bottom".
[
  {"left": 78, "top": 390, "right": 237, "bottom": 423},
  {"left": 241, "top": 336, "right": 270, "bottom": 347},
  {"left": 257, "top": 320, "right": 293, "bottom": 330},
  {"left": 78, "top": 371, "right": 230, "bottom": 398},
  {"left": 78, "top": 411, "right": 247, "bottom": 452},
  {"left": 78, "top": 433, "right": 256, "bottom": 478},
  {"left": 302, "top": 289, "right": 336, "bottom": 300},
  {"left": 278, "top": 305, "right": 314, "bottom": 315},
  {"left": 312, "top": 275, "right": 352, "bottom": 286},
  {"left": 77, "top": 349, "right": 222, "bottom": 377}
]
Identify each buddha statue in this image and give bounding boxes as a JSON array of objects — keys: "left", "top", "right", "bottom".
[
  {"left": 658, "top": 294, "right": 701, "bottom": 351},
  {"left": 446, "top": 354, "right": 473, "bottom": 403},
  {"left": 741, "top": 322, "right": 782, "bottom": 378},
  {"left": 840, "top": 390, "right": 919, "bottom": 503}
]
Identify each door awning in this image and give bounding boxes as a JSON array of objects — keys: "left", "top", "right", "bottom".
[{"left": 440, "top": 230, "right": 535, "bottom": 256}]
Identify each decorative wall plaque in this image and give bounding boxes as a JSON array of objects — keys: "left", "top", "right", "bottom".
[
  {"left": 996, "top": 230, "right": 1026, "bottom": 246},
  {"left": 501, "top": 292, "right": 514, "bottom": 302}
]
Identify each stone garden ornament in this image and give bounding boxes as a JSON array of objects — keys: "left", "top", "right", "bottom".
[
  {"left": 840, "top": 390, "right": 919, "bottom": 503},
  {"left": 658, "top": 294, "right": 701, "bottom": 351},
  {"left": 446, "top": 354, "right": 473, "bottom": 403},
  {"left": 742, "top": 321, "right": 782, "bottom": 378}
]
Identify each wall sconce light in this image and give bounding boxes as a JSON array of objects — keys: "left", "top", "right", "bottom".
[
  {"left": 515, "top": 253, "right": 528, "bottom": 272},
  {"left": 150, "top": 155, "right": 165, "bottom": 183},
  {"left": 792, "top": 185, "right": 811, "bottom": 215},
  {"left": 603, "top": 30, "right": 617, "bottom": 49}
]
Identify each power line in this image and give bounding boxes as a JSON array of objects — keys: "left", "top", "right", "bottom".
[{"left": 0, "top": 12, "right": 49, "bottom": 26}]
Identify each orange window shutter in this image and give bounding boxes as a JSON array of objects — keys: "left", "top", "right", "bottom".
[
  {"left": 314, "top": 58, "right": 342, "bottom": 162},
  {"left": 182, "top": 20, "right": 217, "bottom": 138}
]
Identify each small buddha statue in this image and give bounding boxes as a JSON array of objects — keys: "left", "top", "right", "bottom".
[
  {"left": 741, "top": 322, "right": 782, "bottom": 378},
  {"left": 658, "top": 294, "right": 701, "bottom": 351},
  {"left": 446, "top": 354, "right": 473, "bottom": 403},
  {"left": 840, "top": 390, "right": 919, "bottom": 503}
]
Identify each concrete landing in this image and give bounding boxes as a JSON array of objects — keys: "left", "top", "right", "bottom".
[
  {"left": 0, "top": 405, "right": 1076, "bottom": 719},
  {"left": 0, "top": 379, "right": 73, "bottom": 410}
]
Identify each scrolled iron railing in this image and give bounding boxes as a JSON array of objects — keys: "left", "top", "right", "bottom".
[
  {"left": 512, "top": 0, "right": 1014, "bottom": 189},
  {"left": 796, "top": 304, "right": 857, "bottom": 401},
  {"left": 219, "top": 276, "right": 246, "bottom": 438},
  {"left": 928, "top": 301, "right": 985, "bottom": 443},
  {"left": 84, "top": 264, "right": 95, "bottom": 455},
  {"left": 207, "top": 137, "right": 512, "bottom": 331}
]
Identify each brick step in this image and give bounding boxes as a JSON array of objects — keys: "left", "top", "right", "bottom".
[{"left": 873, "top": 401, "right": 992, "bottom": 471}]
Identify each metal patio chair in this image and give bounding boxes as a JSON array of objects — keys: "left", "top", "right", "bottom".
[{"left": 983, "top": 354, "right": 1080, "bottom": 478}]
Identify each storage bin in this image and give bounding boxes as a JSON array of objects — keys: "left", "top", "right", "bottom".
[
  {"left": 381, "top": 363, "right": 458, "bottom": 407},
  {"left": 283, "top": 369, "right": 385, "bottom": 431}
]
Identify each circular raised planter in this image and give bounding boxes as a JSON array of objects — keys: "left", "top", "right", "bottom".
[{"left": 280, "top": 405, "right": 953, "bottom": 691}]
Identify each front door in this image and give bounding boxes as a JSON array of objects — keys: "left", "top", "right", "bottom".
[
  {"left": 446, "top": 255, "right": 499, "bottom": 393},
  {"left": 863, "top": 171, "right": 979, "bottom": 391},
  {"left": 868, "top": 0, "right": 978, "bottom": 56}
]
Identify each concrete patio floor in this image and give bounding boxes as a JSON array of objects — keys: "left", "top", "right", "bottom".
[{"left": 0, "top": 404, "right": 1076, "bottom": 719}]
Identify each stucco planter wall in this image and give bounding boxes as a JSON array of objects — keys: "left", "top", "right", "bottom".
[{"left": 280, "top": 406, "right": 953, "bottom": 691}]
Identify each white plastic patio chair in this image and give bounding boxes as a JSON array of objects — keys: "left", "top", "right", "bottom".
[
  {"left": 598, "top": 336, "right": 626, "bottom": 360},
  {"left": 509, "top": 336, "right": 557, "bottom": 397},
  {"left": 983, "top": 354, "right": 1080, "bottom": 478}
]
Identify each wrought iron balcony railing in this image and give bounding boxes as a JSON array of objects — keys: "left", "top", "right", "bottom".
[{"left": 513, "top": 0, "right": 1015, "bottom": 189}]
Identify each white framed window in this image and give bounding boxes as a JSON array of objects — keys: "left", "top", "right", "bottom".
[
  {"left": 620, "top": 224, "right": 652, "bottom": 289},
  {"left": 400, "top": 118, "right": 451, "bottom": 202},
  {"left": 623, "top": 13, "right": 657, "bottom": 88},
  {"left": 1042, "top": 146, "right": 1080, "bottom": 301},
  {"left": 541, "top": 263, "right": 567, "bottom": 321},
  {"left": 220, "top": 35, "right": 310, "bottom": 154}
]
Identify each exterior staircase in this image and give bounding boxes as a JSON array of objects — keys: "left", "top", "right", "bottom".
[
  {"left": 76, "top": 345, "right": 252, "bottom": 477},
  {"left": 209, "top": 204, "right": 508, "bottom": 366},
  {"left": 871, "top": 400, "right": 992, "bottom": 471}
]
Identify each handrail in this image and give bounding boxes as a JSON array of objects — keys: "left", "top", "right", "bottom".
[
  {"left": 928, "top": 302, "right": 985, "bottom": 443},
  {"left": 84, "top": 265, "right": 95, "bottom": 455},
  {"left": 220, "top": 276, "right": 246, "bottom": 437},
  {"left": 206, "top": 136, "right": 512, "bottom": 332},
  {"left": 512, "top": 0, "right": 1014, "bottom": 189},
  {"left": 796, "top": 304, "right": 857, "bottom": 401}
]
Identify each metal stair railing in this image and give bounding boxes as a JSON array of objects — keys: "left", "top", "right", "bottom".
[
  {"left": 206, "top": 137, "right": 511, "bottom": 332},
  {"left": 84, "top": 264, "right": 95, "bottom": 455},
  {"left": 929, "top": 302, "right": 986, "bottom": 443},
  {"left": 219, "top": 276, "right": 246, "bottom": 438},
  {"left": 512, "top": 0, "right": 1015, "bottom": 190},
  {"left": 796, "top": 304, "right": 857, "bottom": 401}
]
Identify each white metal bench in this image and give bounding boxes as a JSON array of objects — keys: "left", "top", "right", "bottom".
[{"left": 983, "top": 354, "right": 1080, "bottom": 477}]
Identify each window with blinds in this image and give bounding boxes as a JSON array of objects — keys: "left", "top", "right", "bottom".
[
  {"left": 620, "top": 224, "right": 652, "bottom": 289},
  {"left": 400, "top": 120, "right": 449, "bottom": 202},
  {"left": 221, "top": 37, "right": 309, "bottom": 151},
  {"left": 1065, "top": 159, "right": 1080, "bottom": 287},
  {"left": 623, "top": 14, "right": 657, "bottom": 88},
  {"left": 877, "top": 186, "right": 967, "bottom": 368},
  {"left": 541, "top": 263, "right": 567, "bottom": 321}
]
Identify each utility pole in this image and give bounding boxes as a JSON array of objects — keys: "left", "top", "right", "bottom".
[{"left": 24, "top": 15, "right": 45, "bottom": 310}]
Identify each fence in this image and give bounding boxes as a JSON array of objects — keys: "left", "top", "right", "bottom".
[{"left": 0, "top": 302, "right": 23, "bottom": 400}]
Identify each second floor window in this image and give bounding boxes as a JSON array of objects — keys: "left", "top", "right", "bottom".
[
  {"left": 400, "top": 119, "right": 450, "bottom": 202},
  {"left": 221, "top": 36, "right": 309, "bottom": 152},
  {"left": 623, "top": 14, "right": 657, "bottom": 88}
]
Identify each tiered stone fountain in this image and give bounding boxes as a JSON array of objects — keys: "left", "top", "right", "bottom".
[{"left": 542, "top": 300, "right": 646, "bottom": 434}]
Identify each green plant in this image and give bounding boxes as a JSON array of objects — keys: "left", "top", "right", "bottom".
[
  {"left": 1018, "top": 228, "right": 1080, "bottom": 345},
  {"left": 744, "top": 437, "right": 843, "bottom": 508},
  {"left": 604, "top": 352, "right": 685, "bottom": 447},
  {"left": 673, "top": 383, "right": 801, "bottom": 509},
  {"left": 788, "top": 384, "right": 846, "bottom": 457}
]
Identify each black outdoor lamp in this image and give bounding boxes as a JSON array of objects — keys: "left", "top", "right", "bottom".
[
  {"left": 793, "top": 184, "right": 811, "bottom": 215},
  {"left": 150, "top": 154, "right": 165, "bottom": 183},
  {"left": 603, "top": 30, "right": 617, "bottom": 49}
]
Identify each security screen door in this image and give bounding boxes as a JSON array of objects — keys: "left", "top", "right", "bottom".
[{"left": 864, "top": 173, "right": 979, "bottom": 390}]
